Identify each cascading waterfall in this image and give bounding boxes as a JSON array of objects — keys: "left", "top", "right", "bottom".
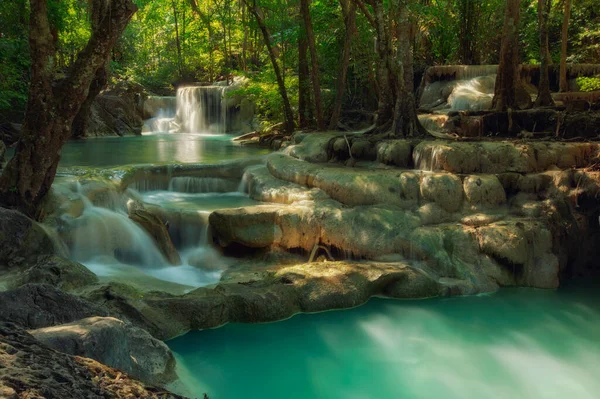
[
  {"left": 67, "top": 189, "right": 168, "bottom": 267},
  {"left": 175, "top": 86, "right": 228, "bottom": 134},
  {"left": 168, "top": 177, "right": 238, "bottom": 193}
]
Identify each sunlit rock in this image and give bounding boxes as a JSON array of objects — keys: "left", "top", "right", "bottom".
[
  {"left": 29, "top": 316, "right": 177, "bottom": 386},
  {"left": 420, "top": 173, "right": 464, "bottom": 212},
  {"left": 463, "top": 175, "right": 507, "bottom": 208}
]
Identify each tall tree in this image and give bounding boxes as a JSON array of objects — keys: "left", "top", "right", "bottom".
[
  {"left": 0, "top": 0, "right": 137, "bottom": 217},
  {"left": 358, "top": 0, "right": 396, "bottom": 130},
  {"left": 391, "top": 0, "right": 426, "bottom": 137},
  {"left": 492, "top": 0, "right": 521, "bottom": 111},
  {"left": 243, "top": 0, "right": 295, "bottom": 133},
  {"left": 329, "top": 0, "right": 356, "bottom": 130},
  {"left": 457, "top": 0, "right": 478, "bottom": 65},
  {"left": 172, "top": 0, "right": 184, "bottom": 78},
  {"left": 300, "top": 0, "right": 325, "bottom": 130},
  {"left": 298, "top": 16, "right": 312, "bottom": 129},
  {"left": 559, "top": 0, "right": 572, "bottom": 92},
  {"left": 534, "top": 0, "right": 554, "bottom": 106}
]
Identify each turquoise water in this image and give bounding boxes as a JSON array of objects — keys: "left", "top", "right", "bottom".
[
  {"left": 169, "top": 281, "right": 600, "bottom": 399},
  {"left": 142, "top": 191, "right": 260, "bottom": 211},
  {"left": 52, "top": 133, "right": 268, "bottom": 167}
]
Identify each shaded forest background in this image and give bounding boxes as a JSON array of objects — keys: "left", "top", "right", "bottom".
[{"left": 1, "top": 0, "right": 599, "bottom": 126}]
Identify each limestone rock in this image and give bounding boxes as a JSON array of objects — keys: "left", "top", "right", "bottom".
[
  {"left": 420, "top": 173, "right": 464, "bottom": 212},
  {"left": 85, "top": 94, "right": 143, "bottom": 138},
  {"left": 350, "top": 138, "right": 377, "bottom": 160},
  {"left": 0, "top": 322, "right": 184, "bottom": 399},
  {"left": 377, "top": 140, "right": 412, "bottom": 167},
  {"left": 12, "top": 255, "right": 98, "bottom": 291},
  {"left": 129, "top": 209, "right": 181, "bottom": 265},
  {"left": 30, "top": 317, "right": 177, "bottom": 386},
  {"left": 0, "top": 284, "right": 108, "bottom": 330},
  {"left": 463, "top": 175, "right": 507, "bottom": 208}
]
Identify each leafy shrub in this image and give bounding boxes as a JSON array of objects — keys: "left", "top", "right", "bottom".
[{"left": 577, "top": 76, "right": 600, "bottom": 92}]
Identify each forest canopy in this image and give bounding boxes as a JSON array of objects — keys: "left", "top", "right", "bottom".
[{"left": 1, "top": 0, "right": 599, "bottom": 125}]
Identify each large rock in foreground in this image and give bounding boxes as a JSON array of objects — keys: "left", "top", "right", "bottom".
[
  {"left": 30, "top": 317, "right": 177, "bottom": 386},
  {"left": 0, "top": 322, "right": 185, "bottom": 399},
  {"left": 0, "top": 208, "right": 56, "bottom": 270},
  {"left": 0, "top": 284, "right": 108, "bottom": 330}
]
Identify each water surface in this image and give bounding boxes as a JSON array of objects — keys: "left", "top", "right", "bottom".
[
  {"left": 54, "top": 133, "right": 268, "bottom": 168},
  {"left": 169, "top": 281, "right": 600, "bottom": 399}
]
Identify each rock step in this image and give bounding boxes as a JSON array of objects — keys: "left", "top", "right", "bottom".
[
  {"left": 209, "top": 200, "right": 560, "bottom": 291},
  {"left": 285, "top": 133, "right": 600, "bottom": 174},
  {"left": 265, "top": 153, "right": 600, "bottom": 211}
]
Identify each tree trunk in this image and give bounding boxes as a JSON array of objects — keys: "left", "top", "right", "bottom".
[
  {"left": 0, "top": 0, "right": 137, "bottom": 218},
  {"left": 329, "top": 0, "right": 356, "bottom": 130},
  {"left": 559, "top": 0, "right": 572, "bottom": 92},
  {"left": 300, "top": 0, "right": 325, "bottom": 130},
  {"left": 365, "top": 0, "right": 395, "bottom": 129},
  {"left": 492, "top": 0, "right": 521, "bottom": 111},
  {"left": 392, "top": 0, "right": 426, "bottom": 137},
  {"left": 534, "top": 0, "right": 554, "bottom": 106},
  {"left": 244, "top": 0, "right": 295, "bottom": 133},
  {"left": 458, "top": 0, "right": 477, "bottom": 65},
  {"left": 298, "top": 17, "right": 312, "bottom": 129},
  {"left": 172, "top": 0, "right": 184, "bottom": 78},
  {"left": 71, "top": 65, "right": 108, "bottom": 138}
]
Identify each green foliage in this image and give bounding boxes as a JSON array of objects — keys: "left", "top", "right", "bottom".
[
  {"left": 0, "top": 0, "right": 30, "bottom": 122},
  {"left": 577, "top": 76, "right": 600, "bottom": 92},
  {"left": 1, "top": 0, "right": 599, "bottom": 128},
  {"left": 229, "top": 71, "right": 299, "bottom": 126}
]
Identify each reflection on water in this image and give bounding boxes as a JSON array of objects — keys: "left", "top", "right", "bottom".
[
  {"left": 52, "top": 133, "right": 268, "bottom": 168},
  {"left": 169, "top": 281, "right": 600, "bottom": 399}
]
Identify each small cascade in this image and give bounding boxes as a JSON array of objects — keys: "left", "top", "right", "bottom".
[
  {"left": 447, "top": 75, "right": 496, "bottom": 111},
  {"left": 237, "top": 172, "right": 250, "bottom": 193},
  {"left": 67, "top": 196, "right": 168, "bottom": 267},
  {"left": 142, "top": 96, "right": 177, "bottom": 133},
  {"left": 175, "top": 86, "right": 228, "bottom": 134},
  {"left": 168, "top": 177, "right": 238, "bottom": 193}
]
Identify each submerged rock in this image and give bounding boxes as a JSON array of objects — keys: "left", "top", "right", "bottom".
[
  {"left": 0, "top": 322, "right": 184, "bottom": 399},
  {"left": 29, "top": 316, "right": 177, "bottom": 386}
]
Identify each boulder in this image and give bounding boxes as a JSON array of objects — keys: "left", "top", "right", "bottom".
[
  {"left": 377, "top": 140, "right": 413, "bottom": 167},
  {"left": 129, "top": 209, "right": 182, "bottom": 265},
  {"left": 0, "top": 322, "right": 184, "bottom": 399},
  {"left": 0, "top": 284, "right": 108, "bottom": 329},
  {"left": 30, "top": 317, "right": 177, "bottom": 386},
  {"left": 85, "top": 94, "right": 143, "bottom": 137},
  {"left": 463, "top": 175, "right": 507, "bottom": 208},
  {"left": 11, "top": 255, "right": 98, "bottom": 291},
  {"left": 0, "top": 208, "right": 55, "bottom": 270},
  {"left": 476, "top": 221, "right": 559, "bottom": 288},
  {"left": 420, "top": 173, "right": 464, "bottom": 212},
  {"left": 0, "top": 123, "right": 21, "bottom": 146}
]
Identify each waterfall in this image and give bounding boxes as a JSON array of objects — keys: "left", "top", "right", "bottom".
[
  {"left": 67, "top": 195, "right": 168, "bottom": 267},
  {"left": 168, "top": 177, "right": 238, "bottom": 193},
  {"left": 175, "top": 86, "right": 228, "bottom": 134},
  {"left": 142, "top": 96, "right": 177, "bottom": 133}
]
